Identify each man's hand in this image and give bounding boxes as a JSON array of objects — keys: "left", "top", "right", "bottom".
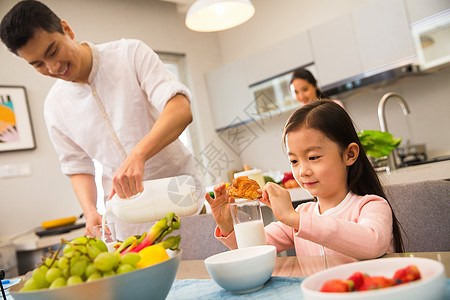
[
  {"left": 111, "top": 152, "right": 145, "bottom": 199},
  {"left": 111, "top": 94, "right": 192, "bottom": 199},
  {"left": 84, "top": 210, "right": 103, "bottom": 237}
]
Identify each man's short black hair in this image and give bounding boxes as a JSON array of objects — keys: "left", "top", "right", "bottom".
[{"left": 0, "top": 0, "right": 63, "bottom": 55}]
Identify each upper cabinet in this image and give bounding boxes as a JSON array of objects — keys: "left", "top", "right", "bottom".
[
  {"left": 310, "top": 0, "right": 419, "bottom": 88},
  {"left": 352, "top": 0, "right": 416, "bottom": 73},
  {"left": 309, "top": 13, "right": 363, "bottom": 88},
  {"left": 244, "top": 31, "right": 313, "bottom": 85},
  {"left": 205, "top": 58, "right": 254, "bottom": 130},
  {"left": 206, "top": 32, "right": 314, "bottom": 131},
  {"left": 404, "top": 0, "right": 450, "bottom": 23}
]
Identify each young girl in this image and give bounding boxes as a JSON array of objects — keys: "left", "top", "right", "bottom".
[{"left": 205, "top": 100, "right": 403, "bottom": 259}]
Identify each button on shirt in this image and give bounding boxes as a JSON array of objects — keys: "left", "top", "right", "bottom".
[{"left": 44, "top": 39, "right": 204, "bottom": 238}]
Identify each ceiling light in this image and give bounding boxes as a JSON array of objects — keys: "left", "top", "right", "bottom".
[{"left": 185, "top": 0, "right": 255, "bottom": 32}]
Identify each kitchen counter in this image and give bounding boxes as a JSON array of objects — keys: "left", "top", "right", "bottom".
[
  {"left": 13, "top": 227, "right": 85, "bottom": 252},
  {"left": 12, "top": 226, "right": 85, "bottom": 275},
  {"left": 378, "top": 159, "right": 450, "bottom": 185}
]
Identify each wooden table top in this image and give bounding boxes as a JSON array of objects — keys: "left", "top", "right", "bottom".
[{"left": 176, "top": 251, "right": 450, "bottom": 279}]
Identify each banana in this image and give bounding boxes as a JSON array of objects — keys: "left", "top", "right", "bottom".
[{"left": 41, "top": 216, "right": 77, "bottom": 229}]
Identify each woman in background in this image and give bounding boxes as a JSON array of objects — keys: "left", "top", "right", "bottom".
[{"left": 290, "top": 68, "right": 344, "bottom": 107}]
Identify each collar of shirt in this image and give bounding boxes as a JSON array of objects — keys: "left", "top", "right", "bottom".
[{"left": 314, "top": 191, "right": 356, "bottom": 216}]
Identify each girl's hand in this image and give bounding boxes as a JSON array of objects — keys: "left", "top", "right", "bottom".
[
  {"left": 204, "top": 183, "right": 235, "bottom": 236},
  {"left": 261, "top": 182, "right": 299, "bottom": 229}
]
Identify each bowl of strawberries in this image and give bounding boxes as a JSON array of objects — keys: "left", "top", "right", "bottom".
[{"left": 301, "top": 257, "right": 445, "bottom": 300}]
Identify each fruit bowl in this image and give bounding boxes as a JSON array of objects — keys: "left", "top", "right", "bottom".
[
  {"left": 9, "top": 249, "right": 182, "bottom": 300},
  {"left": 301, "top": 257, "right": 445, "bottom": 300}
]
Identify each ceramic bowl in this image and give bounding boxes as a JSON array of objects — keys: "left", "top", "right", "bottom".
[
  {"left": 204, "top": 245, "right": 276, "bottom": 293},
  {"left": 9, "top": 249, "right": 182, "bottom": 300},
  {"left": 301, "top": 257, "right": 446, "bottom": 300}
]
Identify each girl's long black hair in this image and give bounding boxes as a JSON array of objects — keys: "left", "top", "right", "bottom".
[{"left": 282, "top": 100, "right": 404, "bottom": 253}]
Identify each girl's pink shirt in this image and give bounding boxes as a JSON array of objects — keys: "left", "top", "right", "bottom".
[{"left": 215, "top": 192, "right": 395, "bottom": 260}]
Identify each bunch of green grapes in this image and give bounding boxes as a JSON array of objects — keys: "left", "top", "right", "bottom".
[{"left": 20, "top": 237, "right": 141, "bottom": 292}]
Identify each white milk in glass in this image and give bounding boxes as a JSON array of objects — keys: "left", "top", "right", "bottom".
[{"left": 234, "top": 219, "right": 267, "bottom": 248}]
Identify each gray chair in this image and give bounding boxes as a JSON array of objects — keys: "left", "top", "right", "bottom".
[
  {"left": 385, "top": 179, "right": 450, "bottom": 252},
  {"left": 177, "top": 214, "right": 229, "bottom": 260}
]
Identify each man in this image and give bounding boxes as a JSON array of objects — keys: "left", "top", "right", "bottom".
[{"left": 1, "top": 0, "right": 203, "bottom": 239}]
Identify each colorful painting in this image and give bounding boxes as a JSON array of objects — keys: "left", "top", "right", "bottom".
[{"left": 0, "top": 86, "right": 35, "bottom": 152}]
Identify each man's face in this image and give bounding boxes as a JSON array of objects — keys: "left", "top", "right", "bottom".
[{"left": 17, "top": 23, "right": 88, "bottom": 83}]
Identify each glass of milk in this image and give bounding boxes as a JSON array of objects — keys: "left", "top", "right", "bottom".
[
  {"left": 93, "top": 222, "right": 117, "bottom": 252},
  {"left": 230, "top": 199, "right": 267, "bottom": 249}
]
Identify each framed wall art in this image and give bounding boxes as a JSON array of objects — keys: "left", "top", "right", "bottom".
[{"left": 0, "top": 86, "right": 36, "bottom": 152}]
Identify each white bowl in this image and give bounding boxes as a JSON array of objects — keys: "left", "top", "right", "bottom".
[
  {"left": 10, "top": 249, "right": 182, "bottom": 300},
  {"left": 301, "top": 257, "right": 446, "bottom": 300},
  {"left": 204, "top": 245, "right": 276, "bottom": 293}
]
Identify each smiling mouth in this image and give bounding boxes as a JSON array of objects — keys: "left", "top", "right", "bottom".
[
  {"left": 58, "top": 63, "right": 69, "bottom": 76},
  {"left": 303, "top": 181, "right": 318, "bottom": 187}
]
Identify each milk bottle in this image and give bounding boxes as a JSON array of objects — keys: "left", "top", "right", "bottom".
[{"left": 101, "top": 175, "right": 200, "bottom": 243}]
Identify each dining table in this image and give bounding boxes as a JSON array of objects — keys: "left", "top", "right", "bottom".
[{"left": 167, "top": 251, "right": 450, "bottom": 299}]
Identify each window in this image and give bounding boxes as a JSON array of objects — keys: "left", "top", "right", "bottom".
[{"left": 158, "top": 52, "right": 196, "bottom": 154}]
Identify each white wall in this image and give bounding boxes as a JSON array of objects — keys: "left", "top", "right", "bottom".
[{"left": 0, "top": 0, "right": 233, "bottom": 238}]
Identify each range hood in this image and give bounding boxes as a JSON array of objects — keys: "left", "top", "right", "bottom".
[{"left": 322, "top": 62, "right": 420, "bottom": 98}]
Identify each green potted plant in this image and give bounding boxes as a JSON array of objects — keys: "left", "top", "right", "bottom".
[{"left": 357, "top": 130, "right": 402, "bottom": 171}]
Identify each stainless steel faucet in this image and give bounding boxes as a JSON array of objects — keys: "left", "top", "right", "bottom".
[{"left": 377, "top": 92, "right": 411, "bottom": 170}]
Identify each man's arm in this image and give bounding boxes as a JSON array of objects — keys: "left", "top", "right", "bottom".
[
  {"left": 111, "top": 93, "right": 193, "bottom": 199},
  {"left": 70, "top": 173, "right": 102, "bottom": 236}
]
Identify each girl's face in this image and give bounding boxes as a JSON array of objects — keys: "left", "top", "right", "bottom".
[
  {"left": 286, "top": 127, "right": 358, "bottom": 207},
  {"left": 290, "top": 78, "right": 318, "bottom": 105}
]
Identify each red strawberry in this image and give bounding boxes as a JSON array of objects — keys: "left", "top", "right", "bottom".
[
  {"left": 347, "top": 271, "right": 365, "bottom": 291},
  {"left": 393, "top": 265, "right": 421, "bottom": 284},
  {"left": 358, "top": 276, "right": 396, "bottom": 291},
  {"left": 320, "top": 279, "right": 352, "bottom": 293}
]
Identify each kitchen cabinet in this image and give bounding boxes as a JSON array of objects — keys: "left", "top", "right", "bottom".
[
  {"left": 309, "top": 0, "right": 418, "bottom": 88},
  {"left": 410, "top": 9, "right": 450, "bottom": 70},
  {"left": 352, "top": 0, "right": 417, "bottom": 74},
  {"left": 309, "top": 13, "right": 363, "bottom": 88},
  {"left": 206, "top": 32, "right": 314, "bottom": 131},
  {"left": 205, "top": 58, "right": 254, "bottom": 130},
  {"left": 244, "top": 31, "right": 313, "bottom": 85},
  {"left": 404, "top": 0, "right": 450, "bottom": 23}
]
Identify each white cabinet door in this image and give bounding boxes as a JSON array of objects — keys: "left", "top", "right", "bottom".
[
  {"left": 244, "top": 31, "right": 314, "bottom": 85},
  {"left": 205, "top": 59, "right": 254, "bottom": 131},
  {"left": 404, "top": 0, "right": 450, "bottom": 23},
  {"left": 309, "top": 13, "right": 363, "bottom": 87},
  {"left": 352, "top": 0, "right": 416, "bottom": 73}
]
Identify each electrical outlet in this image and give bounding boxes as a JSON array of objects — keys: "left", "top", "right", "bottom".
[{"left": 0, "top": 164, "right": 32, "bottom": 179}]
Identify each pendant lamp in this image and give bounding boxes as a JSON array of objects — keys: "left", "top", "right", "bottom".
[{"left": 185, "top": 0, "right": 255, "bottom": 32}]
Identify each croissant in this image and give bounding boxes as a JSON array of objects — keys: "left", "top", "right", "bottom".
[{"left": 228, "top": 176, "right": 262, "bottom": 200}]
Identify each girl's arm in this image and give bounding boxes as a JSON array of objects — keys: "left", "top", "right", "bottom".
[{"left": 297, "top": 196, "right": 394, "bottom": 259}]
